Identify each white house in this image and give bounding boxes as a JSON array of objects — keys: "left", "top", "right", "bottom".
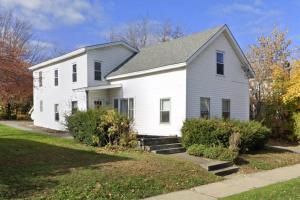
[{"left": 29, "top": 25, "right": 254, "bottom": 136}]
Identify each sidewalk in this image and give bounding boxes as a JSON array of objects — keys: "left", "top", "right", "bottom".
[{"left": 145, "top": 163, "right": 300, "bottom": 200}]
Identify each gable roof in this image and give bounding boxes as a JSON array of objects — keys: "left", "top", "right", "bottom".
[
  {"left": 29, "top": 41, "right": 138, "bottom": 71},
  {"left": 107, "top": 24, "right": 254, "bottom": 80}
]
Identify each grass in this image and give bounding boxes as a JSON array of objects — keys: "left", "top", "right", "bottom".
[
  {"left": 221, "top": 178, "right": 300, "bottom": 200},
  {"left": 236, "top": 146, "right": 300, "bottom": 173},
  {"left": 0, "top": 124, "right": 220, "bottom": 200}
]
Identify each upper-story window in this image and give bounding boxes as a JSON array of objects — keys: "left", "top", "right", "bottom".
[
  {"left": 38, "top": 71, "right": 43, "bottom": 87},
  {"left": 94, "top": 62, "right": 102, "bottom": 81},
  {"left": 216, "top": 51, "right": 224, "bottom": 75},
  {"left": 72, "top": 64, "right": 77, "bottom": 82},
  {"left": 54, "top": 69, "right": 59, "bottom": 86}
]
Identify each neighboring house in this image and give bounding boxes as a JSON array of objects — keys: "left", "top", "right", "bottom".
[{"left": 29, "top": 25, "right": 254, "bottom": 136}]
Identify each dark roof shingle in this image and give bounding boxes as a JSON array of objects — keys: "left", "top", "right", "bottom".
[{"left": 107, "top": 25, "right": 224, "bottom": 77}]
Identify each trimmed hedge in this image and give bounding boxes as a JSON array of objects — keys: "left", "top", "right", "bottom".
[
  {"left": 182, "top": 118, "right": 271, "bottom": 153},
  {"left": 187, "top": 144, "right": 238, "bottom": 161},
  {"left": 66, "top": 108, "right": 137, "bottom": 147}
]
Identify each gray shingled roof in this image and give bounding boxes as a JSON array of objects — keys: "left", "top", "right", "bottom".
[{"left": 107, "top": 25, "right": 224, "bottom": 77}]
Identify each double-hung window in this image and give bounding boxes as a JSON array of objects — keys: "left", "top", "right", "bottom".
[
  {"left": 71, "top": 101, "right": 78, "bottom": 114},
  {"left": 160, "top": 98, "right": 170, "bottom": 123},
  {"left": 38, "top": 71, "right": 43, "bottom": 87},
  {"left": 200, "top": 97, "right": 210, "bottom": 118},
  {"left": 54, "top": 104, "right": 59, "bottom": 121},
  {"left": 216, "top": 51, "right": 224, "bottom": 75},
  {"left": 222, "top": 99, "right": 230, "bottom": 119},
  {"left": 94, "top": 62, "right": 101, "bottom": 81},
  {"left": 54, "top": 69, "right": 59, "bottom": 86},
  {"left": 72, "top": 64, "right": 77, "bottom": 82}
]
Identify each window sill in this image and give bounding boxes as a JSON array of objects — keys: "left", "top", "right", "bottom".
[{"left": 216, "top": 74, "right": 225, "bottom": 78}]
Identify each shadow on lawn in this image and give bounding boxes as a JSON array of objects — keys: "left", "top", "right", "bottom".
[{"left": 0, "top": 138, "right": 130, "bottom": 199}]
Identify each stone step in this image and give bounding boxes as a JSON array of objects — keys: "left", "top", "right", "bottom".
[
  {"left": 152, "top": 147, "right": 186, "bottom": 154},
  {"left": 144, "top": 143, "right": 183, "bottom": 151},
  {"left": 142, "top": 137, "right": 180, "bottom": 146},
  {"left": 206, "top": 161, "right": 233, "bottom": 171},
  {"left": 211, "top": 165, "right": 239, "bottom": 176}
]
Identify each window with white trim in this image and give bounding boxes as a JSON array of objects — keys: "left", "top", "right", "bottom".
[
  {"left": 38, "top": 71, "right": 43, "bottom": 87},
  {"left": 94, "top": 62, "right": 101, "bottom": 81},
  {"left": 72, "top": 64, "right": 77, "bottom": 82},
  {"left": 71, "top": 101, "right": 78, "bottom": 114},
  {"left": 115, "top": 98, "right": 134, "bottom": 119},
  {"left": 54, "top": 104, "right": 59, "bottom": 121},
  {"left": 216, "top": 51, "right": 224, "bottom": 75},
  {"left": 222, "top": 99, "right": 230, "bottom": 119},
  {"left": 200, "top": 97, "right": 210, "bottom": 118},
  {"left": 160, "top": 98, "right": 170, "bottom": 123},
  {"left": 54, "top": 69, "right": 59, "bottom": 86}
]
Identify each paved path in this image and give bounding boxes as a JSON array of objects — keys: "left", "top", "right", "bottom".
[
  {"left": 0, "top": 120, "right": 72, "bottom": 139},
  {"left": 145, "top": 163, "right": 300, "bottom": 200}
]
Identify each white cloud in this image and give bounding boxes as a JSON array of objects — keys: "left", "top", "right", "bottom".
[{"left": 0, "top": 0, "right": 104, "bottom": 30}]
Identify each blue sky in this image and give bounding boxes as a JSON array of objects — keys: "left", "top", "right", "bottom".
[{"left": 1, "top": 0, "right": 299, "bottom": 53}]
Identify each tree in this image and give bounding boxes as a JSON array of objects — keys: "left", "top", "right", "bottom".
[
  {"left": 109, "top": 18, "right": 184, "bottom": 49},
  {"left": 0, "top": 11, "right": 42, "bottom": 119},
  {"left": 247, "top": 25, "right": 292, "bottom": 119},
  {"left": 283, "top": 60, "right": 300, "bottom": 109}
]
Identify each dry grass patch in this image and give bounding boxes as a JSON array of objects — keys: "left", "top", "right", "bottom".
[{"left": 236, "top": 146, "right": 300, "bottom": 174}]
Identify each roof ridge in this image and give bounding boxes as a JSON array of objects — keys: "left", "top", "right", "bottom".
[{"left": 138, "top": 24, "right": 225, "bottom": 51}]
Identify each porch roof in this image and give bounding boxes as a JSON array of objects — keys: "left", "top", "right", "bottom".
[{"left": 73, "top": 84, "right": 122, "bottom": 92}]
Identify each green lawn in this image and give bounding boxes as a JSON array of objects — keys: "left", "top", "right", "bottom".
[
  {"left": 236, "top": 147, "right": 300, "bottom": 173},
  {"left": 0, "top": 124, "right": 220, "bottom": 200},
  {"left": 222, "top": 178, "right": 300, "bottom": 200}
]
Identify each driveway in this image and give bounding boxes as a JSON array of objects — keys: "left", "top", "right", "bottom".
[{"left": 0, "top": 120, "right": 72, "bottom": 139}]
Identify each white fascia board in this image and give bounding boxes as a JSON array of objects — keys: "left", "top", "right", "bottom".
[
  {"left": 29, "top": 48, "right": 86, "bottom": 71},
  {"left": 106, "top": 62, "right": 187, "bottom": 80},
  {"left": 73, "top": 84, "right": 122, "bottom": 92},
  {"left": 29, "top": 42, "right": 138, "bottom": 71}
]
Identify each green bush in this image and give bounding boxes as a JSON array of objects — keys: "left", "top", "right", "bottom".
[
  {"left": 187, "top": 144, "right": 238, "bottom": 161},
  {"left": 181, "top": 118, "right": 271, "bottom": 153},
  {"left": 231, "top": 120, "right": 271, "bottom": 152},
  {"left": 181, "top": 118, "right": 232, "bottom": 148},
  {"left": 65, "top": 108, "right": 137, "bottom": 147},
  {"left": 292, "top": 112, "right": 300, "bottom": 142}
]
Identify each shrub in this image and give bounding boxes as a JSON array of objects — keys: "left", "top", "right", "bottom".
[
  {"left": 292, "top": 112, "right": 300, "bottom": 142},
  {"left": 187, "top": 144, "right": 238, "bottom": 162},
  {"left": 231, "top": 120, "right": 271, "bottom": 153},
  {"left": 181, "top": 118, "right": 232, "bottom": 148},
  {"left": 66, "top": 108, "right": 137, "bottom": 147},
  {"left": 181, "top": 118, "right": 271, "bottom": 153}
]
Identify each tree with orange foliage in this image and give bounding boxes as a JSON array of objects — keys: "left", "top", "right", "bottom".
[{"left": 0, "top": 11, "right": 34, "bottom": 119}]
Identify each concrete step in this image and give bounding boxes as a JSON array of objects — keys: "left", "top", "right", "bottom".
[
  {"left": 152, "top": 147, "right": 186, "bottom": 154},
  {"left": 206, "top": 161, "right": 233, "bottom": 171},
  {"left": 211, "top": 166, "right": 239, "bottom": 176},
  {"left": 145, "top": 143, "right": 182, "bottom": 151},
  {"left": 142, "top": 137, "right": 180, "bottom": 146}
]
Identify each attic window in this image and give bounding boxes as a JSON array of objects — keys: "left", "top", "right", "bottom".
[{"left": 216, "top": 51, "right": 224, "bottom": 75}]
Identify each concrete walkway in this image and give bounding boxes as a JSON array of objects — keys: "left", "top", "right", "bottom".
[
  {"left": 0, "top": 120, "right": 72, "bottom": 139},
  {"left": 145, "top": 163, "right": 300, "bottom": 200}
]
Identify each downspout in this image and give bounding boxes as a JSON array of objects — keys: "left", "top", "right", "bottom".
[{"left": 86, "top": 90, "right": 89, "bottom": 110}]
